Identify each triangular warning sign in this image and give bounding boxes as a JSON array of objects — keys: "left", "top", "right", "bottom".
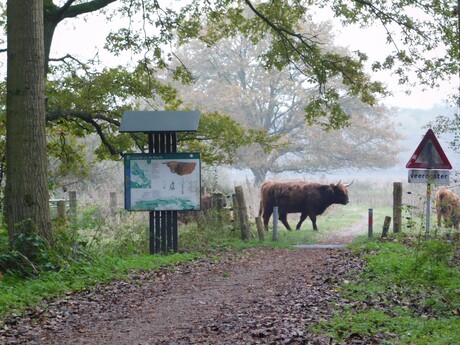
[{"left": 406, "top": 129, "right": 452, "bottom": 169}]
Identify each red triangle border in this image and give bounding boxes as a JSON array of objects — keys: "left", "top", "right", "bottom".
[{"left": 406, "top": 129, "right": 452, "bottom": 170}]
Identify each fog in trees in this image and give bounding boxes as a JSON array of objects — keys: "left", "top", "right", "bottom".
[{"left": 168, "top": 24, "right": 403, "bottom": 184}]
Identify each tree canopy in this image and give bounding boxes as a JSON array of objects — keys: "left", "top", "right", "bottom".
[
  {"left": 3, "top": 0, "right": 456, "bottom": 171},
  {"left": 37, "top": 1, "right": 456, "bottom": 174}
]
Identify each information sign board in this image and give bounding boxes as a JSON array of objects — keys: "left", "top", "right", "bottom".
[{"left": 124, "top": 153, "right": 201, "bottom": 211}]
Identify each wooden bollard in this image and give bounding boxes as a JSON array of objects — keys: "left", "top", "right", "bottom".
[
  {"left": 57, "top": 200, "right": 66, "bottom": 219},
  {"left": 232, "top": 194, "right": 239, "bottom": 230},
  {"left": 273, "top": 206, "right": 279, "bottom": 241},
  {"left": 393, "top": 182, "right": 402, "bottom": 233},
  {"left": 382, "top": 216, "right": 392, "bottom": 238}
]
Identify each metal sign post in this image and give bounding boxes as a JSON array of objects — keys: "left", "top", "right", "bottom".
[
  {"left": 272, "top": 206, "right": 278, "bottom": 241},
  {"left": 425, "top": 183, "right": 431, "bottom": 235}
]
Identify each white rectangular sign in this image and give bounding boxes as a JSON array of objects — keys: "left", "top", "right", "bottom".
[
  {"left": 124, "top": 153, "right": 201, "bottom": 211},
  {"left": 407, "top": 169, "right": 450, "bottom": 184}
]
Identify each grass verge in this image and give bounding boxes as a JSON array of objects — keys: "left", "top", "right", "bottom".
[
  {"left": 0, "top": 252, "right": 201, "bottom": 318},
  {"left": 312, "top": 234, "right": 460, "bottom": 344}
]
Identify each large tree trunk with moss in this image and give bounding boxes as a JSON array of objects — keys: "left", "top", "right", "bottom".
[{"left": 6, "top": 0, "right": 53, "bottom": 249}]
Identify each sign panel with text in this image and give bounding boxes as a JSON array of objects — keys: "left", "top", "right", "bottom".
[
  {"left": 124, "top": 153, "right": 201, "bottom": 211},
  {"left": 407, "top": 169, "right": 450, "bottom": 184}
]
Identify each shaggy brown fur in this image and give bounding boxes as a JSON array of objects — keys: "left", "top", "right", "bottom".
[
  {"left": 258, "top": 181, "right": 350, "bottom": 231},
  {"left": 435, "top": 188, "right": 460, "bottom": 229}
]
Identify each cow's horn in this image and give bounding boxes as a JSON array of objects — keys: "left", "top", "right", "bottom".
[
  {"left": 335, "top": 180, "right": 341, "bottom": 186},
  {"left": 343, "top": 180, "right": 354, "bottom": 187}
]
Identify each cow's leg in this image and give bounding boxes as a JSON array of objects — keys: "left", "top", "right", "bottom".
[
  {"left": 436, "top": 209, "right": 442, "bottom": 227},
  {"left": 279, "top": 212, "right": 292, "bottom": 230},
  {"left": 436, "top": 204, "right": 443, "bottom": 227},
  {"left": 296, "top": 212, "right": 308, "bottom": 230},
  {"left": 309, "top": 214, "right": 318, "bottom": 231},
  {"left": 262, "top": 207, "right": 272, "bottom": 231},
  {"left": 452, "top": 213, "right": 460, "bottom": 230},
  {"left": 444, "top": 210, "right": 452, "bottom": 228}
]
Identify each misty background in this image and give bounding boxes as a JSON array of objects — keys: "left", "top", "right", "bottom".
[{"left": 44, "top": 5, "right": 459, "bottom": 204}]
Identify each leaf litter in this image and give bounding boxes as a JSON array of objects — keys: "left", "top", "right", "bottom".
[{"left": 1, "top": 221, "right": 385, "bottom": 345}]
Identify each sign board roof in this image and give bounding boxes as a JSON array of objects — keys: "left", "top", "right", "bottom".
[
  {"left": 405, "top": 129, "right": 452, "bottom": 170},
  {"left": 120, "top": 111, "right": 200, "bottom": 132}
]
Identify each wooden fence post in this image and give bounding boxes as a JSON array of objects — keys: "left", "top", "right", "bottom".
[
  {"left": 110, "top": 192, "right": 118, "bottom": 216},
  {"left": 69, "top": 191, "right": 77, "bottom": 222},
  {"left": 232, "top": 193, "right": 239, "bottom": 231},
  {"left": 255, "top": 216, "right": 265, "bottom": 241},
  {"left": 382, "top": 216, "right": 392, "bottom": 237},
  {"left": 393, "top": 182, "right": 402, "bottom": 233},
  {"left": 234, "top": 186, "right": 253, "bottom": 240},
  {"left": 57, "top": 200, "right": 66, "bottom": 219}
]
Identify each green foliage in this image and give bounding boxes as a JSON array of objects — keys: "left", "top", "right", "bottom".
[
  {"left": 413, "top": 239, "right": 456, "bottom": 284},
  {"left": 316, "top": 308, "right": 459, "bottom": 345},
  {"left": 42, "top": 63, "right": 279, "bottom": 181},
  {"left": 70, "top": 205, "right": 151, "bottom": 256},
  {"left": 428, "top": 114, "right": 460, "bottom": 154},
  {"left": 179, "top": 112, "right": 279, "bottom": 165},
  {"left": 315, "top": 235, "right": 460, "bottom": 344},
  {"left": 1, "top": 185, "right": 458, "bottom": 345},
  {"left": 179, "top": 209, "right": 240, "bottom": 253},
  {"left": 326, "top": 0, "right": 458, "bottom": 88},
  {"left": 5, "top": 0, "right": 455, "bottom": 190},
  {"left": 0, "top": 223, "right": 65, "bottom": 277}
]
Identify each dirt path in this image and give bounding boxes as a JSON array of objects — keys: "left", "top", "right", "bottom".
[
  {"left": 0, "top": 219, "right": 369, "bottom": 345},
  {"left": 318, "top": 215, "right": 368, "bottom": 244}
]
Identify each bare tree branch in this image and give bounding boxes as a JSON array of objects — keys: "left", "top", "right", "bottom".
[
  {"left": 60, "top": 0, "right": 118, "bottom": 20},
  {"left": 46, "top": 111, "right": 120, "bottom": 155}
]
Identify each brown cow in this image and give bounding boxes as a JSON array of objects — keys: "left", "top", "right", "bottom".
[
  {"left": 258, "top": 180, "right": 351, "bottom": 231},
  {"left": 435, "top": 188, "right": 460, "bottom": 229}
]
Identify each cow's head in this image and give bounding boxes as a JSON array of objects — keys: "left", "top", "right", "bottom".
[{"left": 333, "top": 181, "right": 351, "bottom": 205}]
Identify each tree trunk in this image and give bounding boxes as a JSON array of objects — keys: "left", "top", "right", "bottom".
[
  {"left": 6, "top": 0, "right": 53, "bottom": 249},
  {"left": 251, "top": 166, "right": 269, "bottom": 186}
]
